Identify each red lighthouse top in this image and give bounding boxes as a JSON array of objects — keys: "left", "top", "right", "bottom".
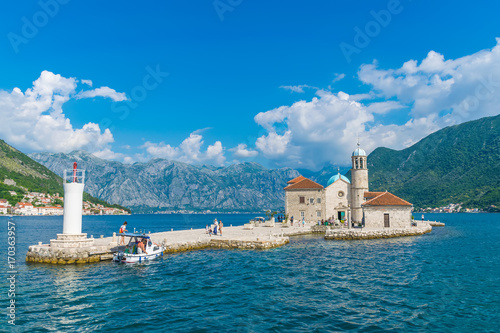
[{"left": 73, "top": 162, "right": 78, "bottom": 182}]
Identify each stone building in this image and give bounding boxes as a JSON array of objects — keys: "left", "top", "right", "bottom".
[
  {"left": 284, "top": 176, "right": 325, "bottom": 221},
  {"left": 284, "top": 142, "right": 413, "bottom": 228}
]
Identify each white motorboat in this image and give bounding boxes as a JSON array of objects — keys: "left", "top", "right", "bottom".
[{"left": 113, "top": 233, "right": 165, "bottom": 263}]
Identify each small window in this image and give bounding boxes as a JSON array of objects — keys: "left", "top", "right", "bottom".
[
  {"left": 300, "top": 211, "right": 305, "bottom": 217},
  {"left": 316, "top": 211, "right": 321, "bottom": 217},
  {"left": 317, "top": 198, "right": 321, "bottom": 204},
  {"left": 309, "top": 198, "right": 314, "bottom": 204},
  {"left": 299, "top": 196, "right": 305, "bottom": 204}
]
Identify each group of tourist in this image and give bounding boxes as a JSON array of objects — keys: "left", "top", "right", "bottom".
[
  {"left": 317, "top": 218, "right": 341, "bottom": 226},
  {"left": 206, "top": 218, "right": 223, "bottom": 236},
  {"left": 289, "top": 216, "right": 307, "bottom": 227}
]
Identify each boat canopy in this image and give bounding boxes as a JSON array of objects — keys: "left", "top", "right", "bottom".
[{"left": 119, "top": 232, "right": 151, "bottom": 239}]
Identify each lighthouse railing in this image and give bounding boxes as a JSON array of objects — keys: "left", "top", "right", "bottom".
[{"left": 63, "top": 169, "right": 86, "bottom": 184}]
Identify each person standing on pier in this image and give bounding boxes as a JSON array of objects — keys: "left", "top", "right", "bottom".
[
  {"left": 119, "top": 221, "right": 128, "bottom": 245},
  {"left": 219, "top": 220, "right": 223, "bottom": 236}
]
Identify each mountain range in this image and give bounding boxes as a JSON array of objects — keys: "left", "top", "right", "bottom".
[
  {"left": 25, "top": 114, "right": 500, "bottom": 213},
  {"left": 29, "top": 151, "right": 299, "bottom": 213}
]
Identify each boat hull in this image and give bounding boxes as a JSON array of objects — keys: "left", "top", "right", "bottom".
[{"left": 113, "top": 247, "right": 165, "bottom": 263}]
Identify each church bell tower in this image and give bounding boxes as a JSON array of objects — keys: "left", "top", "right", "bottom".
[{"left": 350, "top": 142, "right": 369, "bottom": 223}]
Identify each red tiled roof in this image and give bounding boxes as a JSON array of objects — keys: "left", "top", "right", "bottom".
[
  {"left": 287, "top": 175, "right": 306, "bottom": 184},
  {"left": 362, "top": 191, "right": 412, "bottom": 207},
  {"left": 284, "top": 178, "right": 324, "bottom": 190},
  {"left": 364, "top": 191, "right": 385, "bottom": 199}
]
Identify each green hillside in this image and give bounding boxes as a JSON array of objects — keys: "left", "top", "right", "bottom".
[
  {"left": 0, "top": 139, "right": 130, "bottom": 212},
  {"left": 367, "top": 114, "right": 500, "bottom": 210}
]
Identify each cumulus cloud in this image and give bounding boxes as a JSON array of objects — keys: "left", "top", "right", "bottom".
[
  {"left": 358, "top": 38, "right": 500, "bottom": 125},
  {"left": 141, "top": 131, "right": 226, "bottom": 166},
  {"left": 252, "top": 39, "right": 500, "bottom": 169},
  {"left": 0, "top": 70, "right": 124, "bottom": 154},
  {"left": 230, "top": 144, "right": 258, "bottom": 158}
]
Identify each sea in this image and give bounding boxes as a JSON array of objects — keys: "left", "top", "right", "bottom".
[{"left": 0, "top": 213, "right": 498, "bottom": 332}]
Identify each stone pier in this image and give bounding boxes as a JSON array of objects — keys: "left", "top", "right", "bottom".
[
  {"left": 26, "top": 223, "right": 314, "bottom": 264},
  {"left": 26, "top": 220, "right": 441, "bottom": 264}
]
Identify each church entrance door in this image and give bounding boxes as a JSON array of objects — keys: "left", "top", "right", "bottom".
[
  {"left": 384, "top": 214, "right": 390, "bottom": 227},
  {"left": 337, "top": 211, "right": 345, "bottom": 221}
]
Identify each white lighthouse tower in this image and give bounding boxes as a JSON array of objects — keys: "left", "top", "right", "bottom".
[{"left": 50, "top": 162, "right": 94, "bottom": 248}]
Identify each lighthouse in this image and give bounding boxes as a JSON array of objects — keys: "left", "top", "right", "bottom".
[
  {"left": 63, "top": 162, "right": 85, "bottom": 234},
  {"left": 50, "top": 162, "right": 94, "bottom": 248}
]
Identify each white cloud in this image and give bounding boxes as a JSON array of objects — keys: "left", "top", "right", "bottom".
[
  {"left": 280, "top": 85, "right": 314, "bottom": 93},
  {"left": 76, "top": 86, "right": 127, "bottom": 102},
  {"left": 358, "top": 38, "right": 500, "bottom": 125},
  {"left": 253, "top": 39, "right": 500, "bottom": 169},
  {"left": 92, "top": 148, "right": 125, "bottom": 160},
  {"left": 141, "top": 131, "right": 226, "bottom": 166},
  {"left": 0, "top": 70, "right": 120, "bottom": 154},
  {"left": 81, "top": 79, "right": 93, "bottom": 87},
  {"left": 141, "top": 141, "right": 179, "bottom": 160},
  {"left": 332, "top": 73, "right": 345, "bottom": 83},
  {"left": 230, "top": 144, "right": 258, "bottom": 158},
  {"left": 256, "top": 131, "right": 292, "bottom": 157}
]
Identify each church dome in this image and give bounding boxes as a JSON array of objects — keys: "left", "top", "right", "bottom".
[
  {"left": 327, "top": 173, "right": 351, "bottom": 186},
  {"left": 352, "top": 145, "right": 366, "bottom": 156}
]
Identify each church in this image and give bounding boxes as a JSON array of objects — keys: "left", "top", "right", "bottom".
[{"left": 284, "top": 143, "right": 413, "bottom": 229}]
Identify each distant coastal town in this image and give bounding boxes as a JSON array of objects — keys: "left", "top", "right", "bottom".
[
  {"left": 0, "top": 190, "right": 129, "bottom": 216},
  {"left": 415, "top": 203, "right": 487, "bottom": 213}
]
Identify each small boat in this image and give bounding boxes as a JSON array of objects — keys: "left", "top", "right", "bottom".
[{"left": 113, "top": 233, "right": 165, "bottom": 263}]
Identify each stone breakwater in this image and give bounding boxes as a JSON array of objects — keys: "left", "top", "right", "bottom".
[
  {"left": 324, "top": 224, "right": 432, "bottom": 240},
  {"left": 26, "top": 223, "right": 304, "bottom": 264},
  {"left": 26, "top": 222, "right": 438, "bottom": 264}
]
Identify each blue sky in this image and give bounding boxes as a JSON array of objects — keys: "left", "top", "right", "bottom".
[{"left": 1, "top": 0, "right": 500, "bottom": 170}]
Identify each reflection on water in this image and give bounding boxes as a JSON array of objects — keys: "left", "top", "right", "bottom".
[{"left": 1, "top": 213, "right": 499, "bottom": 332}]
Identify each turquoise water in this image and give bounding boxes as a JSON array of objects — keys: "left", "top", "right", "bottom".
[{"left": 1, "top": 213, "right": 499, "bottom": 332}]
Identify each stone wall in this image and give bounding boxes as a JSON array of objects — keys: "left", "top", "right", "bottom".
[
  {"left": 285, "top": 188, "right": 325, "bottom": 222},
  {"left": 325, "top": 224, "right": 432, "bottom": 240},
  {"left": 363, "top": 206, "right": 412, "bottom": 229}
]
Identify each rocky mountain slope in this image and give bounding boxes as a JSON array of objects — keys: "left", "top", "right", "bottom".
[
  {"left": 0, "top": 139, "right": 129, "bottom": 211},
  {"left": 29, "top": 151, "right": 299, "bottom": 213}
]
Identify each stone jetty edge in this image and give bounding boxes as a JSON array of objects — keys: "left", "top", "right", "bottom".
[
  {"left": 324, "top": 224, "right": 432, "bottom": 240},
  {"left": 26, "top": 222, "right": 439, "bottom": 264}
]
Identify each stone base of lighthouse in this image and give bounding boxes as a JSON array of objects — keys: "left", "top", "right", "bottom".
[
  {"left": 26, "top": 233, "right": 118, "bottom": 264},
  {"left": 50, "top": 233, "right": 95, "bottom": 248}
]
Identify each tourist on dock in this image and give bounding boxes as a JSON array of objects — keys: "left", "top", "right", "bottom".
[
  {"left": 302, "top": 217, "right": 305, "bottom": 227},
  {"left": 209, "top": 226, "right": 213, "bottom": 236},
  {"left": 291, "top": 216, "right": 294, "bottom": 226},
  {"left": 213, "top": 224, "right": 218, "bottom": 235},
  {"left": 119, "top": 221, "right": 128, "bottom": 245},
  {"left": 219, "top": 220, "right": 223, "bottom": 236}
]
